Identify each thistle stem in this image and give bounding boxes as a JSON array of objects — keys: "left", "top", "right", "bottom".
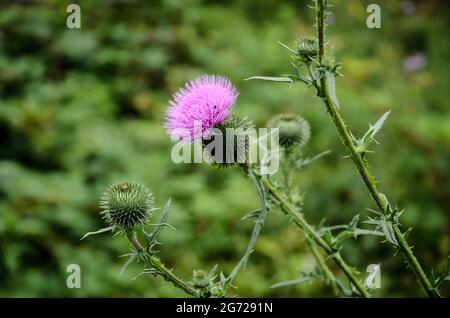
[
  {"left": 305, "top": 235, "right": 340, "bottom": 295},
  {"left": 126, "top": 231, "right": 199, "bottom": 297},
  {"left": 262, "top": 178, "right": 370, "bottom": 298},
  {"left": 316, "top": 0, "right": 325, "bottom": 63},
  {"left": 279, "top": 151, "right": 342, "bottom": 296},
  {"left": 315, "top": 0, "right": 439, "bottom": 298},
  {"left": 147, "top": 256, "right": 199, "bottom": 297}
]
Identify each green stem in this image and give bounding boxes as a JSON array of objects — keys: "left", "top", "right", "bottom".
[
  {"left": 126, "top": 230, "right": 199, "bottom": 297},
  {"left": 317, "top": 52, "right": 439, "bottom": 300},
  {"left": 147, "top": 256, "right": 199, "bottom": 297},
  {"left": 262, "top": 178, "right": 370, "bottom": 298},
  {"left": 305, "top": 235, "right": 341, "bottom": 296},
  {"left": 315, "top": 0, "right": 439, "bottom": 298},
  {"left": 316, "top": 0, "right": 325, "bottom": 63},
  {"left": 278, "top": 152, "right": 342, "bottom": 296}
]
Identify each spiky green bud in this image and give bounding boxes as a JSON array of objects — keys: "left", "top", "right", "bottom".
[
  {"left": 268, "top": 113, "right": 311, "bottom": 148},
  {"left": 296, "top": 38, "right": 319, "bottom": 62},
  {"left": 191, "top": 270, "right": 211, "bottom": 289},
  {"left": 100, "top": 182, "right": 154, "bottom": 230}
]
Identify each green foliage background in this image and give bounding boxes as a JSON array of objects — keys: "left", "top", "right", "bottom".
[{"left": 0, "top": 0, "right": 448, "bottom": 297}]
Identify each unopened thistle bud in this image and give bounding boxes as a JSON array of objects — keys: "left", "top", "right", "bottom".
[
  {"left": 191, "top": 270, "right": 211, "bottom": 289},
  {"left": 268, "top": 113, "right": 311, "bottom": 149},
  {"left": 296, "top": 38, "right": 319, "bottom": 62},
  {"left": 100, "top": 182, "right": 154, "bottom": 231}
]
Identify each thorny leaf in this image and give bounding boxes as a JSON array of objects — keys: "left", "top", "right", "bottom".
[
  {"left": 364, "top": 111, "right": 391, "bottom": 143},
  {"left": 291, "top": 63, "right": 312, "bottom": 84},
  {"left": 277, "top": 40, "right": 298, "bottom": 55},
  {"left": 80, "top": 226, "right": 115, "bottom": 240},
  {"left": 325, "top": 70, "right": 340, "bottom": 108},
  {"left": 133, "top": 267, "right": 164, "bottom": 280},
  {"left": 224, "top": 171, "right": 269, "bottom": 288},
  {"left": 353, "top": 111, "right": 391, "bottom": 158},
  {"left": 365, "top": 208, "right": 401, "bottom": 246},
  {"left": 434, "top": 256, "right": 450, "bottom": 290},
  {"left": 119, "top": 252, "right": 138, "bottom": 276},
  {"left": 241, "top": 209, "right": 262, "bottom": 220},
  {"left": 296, "top": 149, "right": 331, "bottom": 168},
  {"left": 143, "top": 199, "right": 174, "bottom": 250},
  {"left": 271, "top": 276, "right": 314, "bottom": 289},
  {"left": 245, "top": 76, "right": 294, "bottom": 84},
  {"left": 319, "top": 214, "right": 384, "bottom": 245}
]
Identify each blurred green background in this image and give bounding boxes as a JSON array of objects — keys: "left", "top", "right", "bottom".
[{"left": 0, "top": 0, "right": 449, "bottom": 297}]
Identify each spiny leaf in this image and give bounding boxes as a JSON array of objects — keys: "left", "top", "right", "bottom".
[
  {"left": 325, "top": 71, "right": 340, "bottom": 108},
  {"left": 144, "top": 199, "right": 172, "bottom": 248},
  {"left": 271, "top": 276, "right": 314, "bottom": 289},
  {"left": 120, "top": 252, "right": 138, "bottom": 276},
  {"left": 225, "top": 171, "right": 268, "bottom": 287},
  {"left": 245, "top": 76, "right": 293, "bottom": 84},
  {"left": 241, "top": 209, "right": 262, "bottom": 220},
  {"left": 277, "top": 41, "right": 298, "bottom": 55},
  {"left": 348, "top": 214, "right": 360, "bottom": 232},
  {"left": 368, "top": 111, "right": 391, "bottom": 140},
  {"left": 296, "top": 149, "right": 331, "bottom": 168},
  {"left": 80, "top": 226, "right": 115, "bottom": 240},
  {"left": 365, "top": 214, "right": 398, "bottom": 246},
  {"left": 435, "top": 256, "right": 450, "bottom": 289}
]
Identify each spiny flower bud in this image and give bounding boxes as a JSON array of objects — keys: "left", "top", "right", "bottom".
[
  {"left": 202, "top": 116, "right": 254, "bottom": 168},
  {"left": 100, "top": 182, "right": 154, "bottom": 230},
  {"left": 268, "top": 113, "right": 311, "bottom": 148},
  {"left": 191, "top": 270, "right": 211, "bottom": 289},
  {"left": 296, "top": 38, "right": 319, "bottom": 61}
]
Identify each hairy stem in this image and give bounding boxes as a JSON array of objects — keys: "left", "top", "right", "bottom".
[
  {"left": 305, "top": 235, "right": 341, "bottom": 295},
  {"left": 147, "top": 256, "right": 199, "bottom": 297},
  {"left": 316, "top": 0, "right": 325, "bottom": 63},
  {"left": 126, "top": 231, "right": 199, "bottom": 297},
  {"left": 315, "top": 0, "right": 439, "bottom": 298},
  {"left": 262, "top": 178, "right": 370, "bottom": 297},
  {"left": 279, "top": 151, "right": 342, "bottom": 296}
]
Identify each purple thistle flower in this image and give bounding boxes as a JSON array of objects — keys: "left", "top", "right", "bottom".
[{"left": 165, "top": 75, "right": 238, "bottom": 141}]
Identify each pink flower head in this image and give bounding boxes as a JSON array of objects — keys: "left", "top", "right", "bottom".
[{"left": 165, "top": 75, "right": 238, "bottom": 141}]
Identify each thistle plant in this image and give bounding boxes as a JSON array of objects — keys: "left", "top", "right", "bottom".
[
  {"left": 82, "top": 182, "right": 223, "bottom": 297},
  {"left": 247, "top": 0, "right": 449, "bottom": 297},
  {"left": 165, "top": 75, "right": 375, "bottom": 297},
  {"left": 82, "top": 3, "right": 449, "bottom": 296}
]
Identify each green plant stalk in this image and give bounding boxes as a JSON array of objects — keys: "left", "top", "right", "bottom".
[
  {"left": 279, "top": 152, "right": 342, "bottom": 296},
  {"left": 305, "top": 234, "right": 340, "bottom": 295},
  {"left": 126, "top": 231, "right": 199, "bottom": 297},
  {"left": 315, "top": 0, "right": 439, "bottom": 298},
  {"left": 262, "top": 178, "right": 370, "bottom": 297}
]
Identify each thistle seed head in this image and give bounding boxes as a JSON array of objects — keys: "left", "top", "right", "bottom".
[
  {"left": 100, "top": 182, "right": 154, "bottom": 230},
  {"left": 268, "top": 113, "right": 311, "bottom": 149}
]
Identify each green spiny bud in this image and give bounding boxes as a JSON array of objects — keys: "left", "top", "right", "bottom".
[
  {"left": 296, "top": 38, "right": 319, "bottom": 62},
  {"left": 100, "top": 182, "right": 154, "bottom": 230},
  {"left": 268, "top": 113, "right": 311, "bottom": 149},
  {"left": 202, "top": 116, "right": 254, "bottom": 168},
  {"left": 191, "top": 270, "right": 211, "bottom": 289}
]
